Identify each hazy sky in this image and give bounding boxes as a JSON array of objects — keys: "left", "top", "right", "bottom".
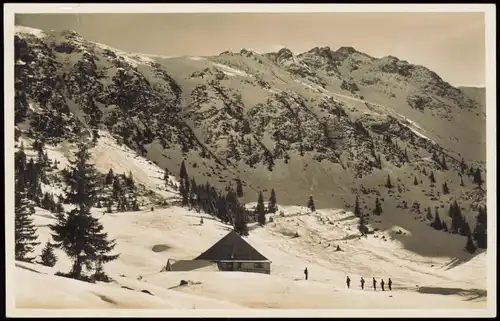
[{"left": 15, "top": 13, "right": 486, "bottom": 86}]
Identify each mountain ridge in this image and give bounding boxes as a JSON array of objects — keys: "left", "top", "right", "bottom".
[{"left": 13, "top": 25, "right": 487, "bottom": 258}]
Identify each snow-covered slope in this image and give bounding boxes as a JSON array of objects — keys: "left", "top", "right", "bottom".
[{"left": 11, "top": 132, "right": 488, "bottom": 313}]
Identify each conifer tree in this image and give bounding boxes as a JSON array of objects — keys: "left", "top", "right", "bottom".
[
  {"left": 473, "top": 206, "right": 487, "bottom": 249},
  {"left": 429, "top": 171, "right": 436, "bottom": 184},
  {"left": 180, "top": 160, "right": 188, "bottom": 181},
  {"left": 460, "top": 176, "right": 465, "bottom": 186},
  {"left": 442, "top": 182, "right": 450, "bottom": 195},
  {"left": 106, "top": 198, "right": 113, "bottom": 214},
  {"left": 268, "top": 189, "right": 277, "bottom": 214},
  {"left": 385, "top": 174, "right": 393, "bottom": 188},
  {"left": 40, "top": 241, "right": 57, "bottom": 267},
  {"left": 373, "top": 197, "right": 383, "bottom": 216},
  {"left": 126, "top": 171, "right": 135, "bottom": 188},
  {"left": 105, "top": 168, "right": 114, "bottom": 185},
  {"left": 179, "top": 179, "right": 189, "bottom": 206},
  {"left": 441, "top": 154, "right": 448, "bottom": 170},
  {"left": 460, "top": 158, "right": 466, "bottom": 174},
  {"left": 473, "top": 168, "right": 484, "bottom": 188},
  {"left": 358, "top": 214, "right": 368, "bottom": 235},
  {"left": 431, "top": 209, "right": 443, "bottom": 230},
  {"left": 256, "top": 191, "right": 266, "bottom": 225},
  {"left": 413, "top": 176, "right": 419, "bottom": 186},
  {"left": 307, "top": 195, "right": 316, "bottom": 212},
  {"left": 404, "top": 148, "right": 409, "bottom": 162},
  {"left": 464, "top": 233, "right": 477, "bottom": 254},
  {"left": 236, "top": 179, "right": 244, "bottom": 198},
  {"left": 50, "top": 143, "right": 119, "bottom": 281},
  {"left": 354, "top": 195, "right": 361, "bottom": 217},
  {"left": 15, "top": 178, "right": 40, "bottom": 262},
  {"left": 15, "top": 141, "right": 27, "bottom": 176}
]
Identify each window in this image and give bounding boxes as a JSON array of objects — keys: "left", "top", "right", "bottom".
[
  {"left": 237, "top": 262, "right": 242, "bottom": 269},
  {"left": 254, "top": 262, "right": 264, "bottom": 269}
]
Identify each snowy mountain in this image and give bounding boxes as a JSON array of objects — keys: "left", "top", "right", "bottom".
[{"left": 11, "top": 25, "right": 488, "bottom": 311}]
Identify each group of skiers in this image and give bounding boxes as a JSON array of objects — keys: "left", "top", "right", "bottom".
[
  {"left": 348, "top": 276, "right": 392, "bottom": 291},
  {"left": 303, "top": 268, "right": 392, "bottom": 291}
]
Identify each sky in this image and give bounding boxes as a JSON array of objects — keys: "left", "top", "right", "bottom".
[{"left": 15, "top": 12, "right": 486, "bottom": 86}]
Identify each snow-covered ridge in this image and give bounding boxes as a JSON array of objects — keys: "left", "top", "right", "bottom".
[
  {"left": 212, "top": 63, "right": 250, "bottom": 77},
  {"left": 15, "top": 25, "right": 47, "bottom": 38}
]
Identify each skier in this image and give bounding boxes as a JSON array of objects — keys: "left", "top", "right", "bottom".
[
  {"left": 346, "top": 276, "right": 351, "bottom": 289},
  {"left": 304, "top": 267, "right": 308, "bottom": 280},
  {"left": 372, "top": 277, "right": 377, "bottom": 291},
  {"left": 360, "top": 277, "right": 365, "bottom": 290},
  {"left": 388, "top": 278, "right": 392, "bottom": 291},
  {"left": 381, "top": 279, "right": 385, "bottom": 291}
]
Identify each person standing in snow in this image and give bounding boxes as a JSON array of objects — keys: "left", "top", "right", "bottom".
[
  {"left": 381, "top": 279, "right": 385, "bottom": 291},
  {"left": 360, "top": 277, "right": 365, "bottom": 290},
  {"left": 372, "top": 277, "right": 377, "bottom": 291},
  {"left": 346, "top": 276, "right": 351, "bottom": 289},
  {"left": 304, "top": 267, "right": 308, "bottom": 280},
  {"left": 388, "top": 278, "right": 392, "bottom": 291}
]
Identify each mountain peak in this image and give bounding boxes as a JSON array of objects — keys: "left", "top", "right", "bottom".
[
  {"left": 336, "top": 46, "right": 357, "bottom": 55},
  {"left": 277, "top": 47, "right": 294, "bottom": 58}
]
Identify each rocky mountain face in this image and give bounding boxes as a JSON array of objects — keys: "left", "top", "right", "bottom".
[{"left": 14, "top": 26, "right": 487, "bottom": 257}]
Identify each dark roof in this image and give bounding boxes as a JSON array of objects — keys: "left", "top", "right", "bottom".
[{"left": 195, "top": 230, "right": 269, "bottom": 261}]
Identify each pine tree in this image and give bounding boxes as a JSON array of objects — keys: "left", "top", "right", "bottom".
[
  {"left": 106, "top": 198, "right": 113, "bottom": 214},
  {"left": 256, "top": 191, "right": 266, "bottom": 225},
  {"left": 373, "top": 197, "right": 383, "bottom": 216},
  {"left": 40, "top": 241, "right": 57, "bottom": 267},
  {"left": 180, "top": 160, "right": 188, "bottom": 180},
  {"left": 460, "top": 176, "right": 465, "bottom": 186},
  {"left": 236, "top": 179, "right": 244, "bottom": 198},
  {"left": 15, "top": 141, "right": 27, "bottom": 176},
  {"left": 431, "top": 209, "right": 443, "bottom": 230},
  {"left": 459, "top": 220, "right": 471, "bottom": 237},
  {"left": 105, "top": 168, "right": 114, "bottom": 185},
  {"left": 50, "top": 143, "right": 119, "bottom": 281},
  {"left": 385, "top": 174, "right": 393, "bottom": 188},
  {"left": 358, "top": 214, "right": 368, "bottom": 235},
  {"left": 15, "top": 178, "right": 40, "bottom": 262},
  {"left": 180, "top": 179, "right": 189, "bottom": 206},
  {"left": 307, "top": 195, "right": 316, "bottom": 212},
  {"left": 126, "top": 171, "right": 135, "bottom": 188},
  {"left": 460, "top": 158, "right": 466, "bottom": 174},
  {"left": 268, "top": 189, "right": 277, "bottom": 214},
  {"left": 473, "top": 168, "right": 484, "bottom": 188},
  {"left": 473, "top": 206, "right": 487, "bottom": 249},
  {"left": 441, "top": 154, "right": 448, "bottom": 170},
  {"left": 464, "top": 233, "right": 477, "bottom": 254},
  {"left": 112, "top": 177, "right": 122, "bottom": 201},
  {"left": 413, "top": 176, "right": 419, "bottom": 186},
  {"left": 404, "top": 148, "right": 409, "bottom": 162},
  {"left": 442, "top": 182, "right": 449, "bottom": 195},
  {"left": 354, "top": 195, "right": 361, "bottom": 217},
  {"left": 429, "top": 171, "right": 436, "bottom": 184}
]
